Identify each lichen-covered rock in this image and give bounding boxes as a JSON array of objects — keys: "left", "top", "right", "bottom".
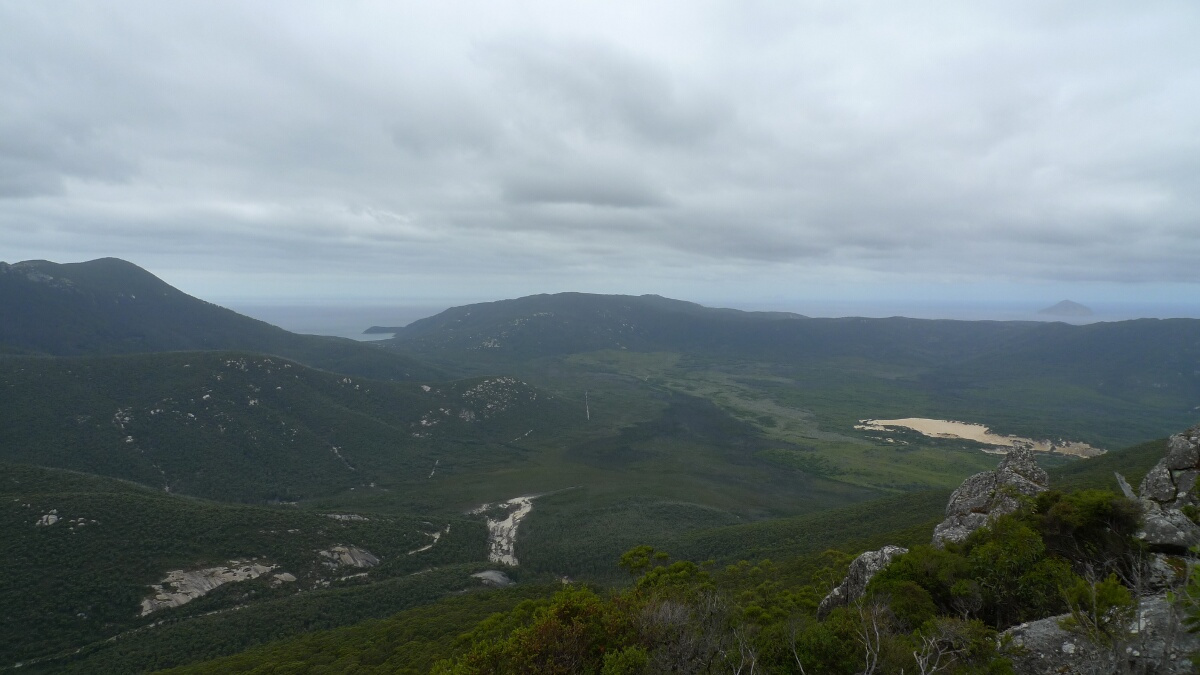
[
  {"left": 1138, "top": 502, "right": 1200, "bottom": 554},
  {"left": 817, "top": 545, "right": 907, "bottom": 619},
  {"left": 1173, "top": 470, "right": 1199, "bottom": 506},
  {"left": 1140, "top": 464, "right": 1178, "bottom": 503},
  {"left": 1134, "top": 426, "right": 1200, "bottom": 552},
  {"left": 932, "top": 447, "right": 1048, "bottom": 547},
  {"left": 1142, "top": 554, "right": 1193, "bottom": 594},
  {"left": 1003, "top": 595, "right": 1198, "bottom": 674},
  {"left": 1164, "top": 433, "right": 1200, "bottom": 471}
]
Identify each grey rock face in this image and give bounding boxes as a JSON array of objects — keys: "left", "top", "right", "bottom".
[
  {"left": 1142, "top": 554, "right": 1193, "bottom": 595},
  {"left": 1135, "top": 426, "right": 1200, "bottom": 553},
  {"left": 471, "top": 570, "right": 514, "bottom": 587},
  {"left": 1138, "top": 503, "right": 1200, "bottom": 553},
  {"left": 318, "top": 545, "right": 380, "bottom": 568},
  {"left": 1004, "top": 595, "right": 1198, "bottom": 675},
  {"left": 1174, "top": 471, "right": 1199, "bottom": 506},
  {"left": 817, "top": 545, "right": 908, "bottom": 619},
  {"left": 1141, "top": 464, "right": 1177, "bottom": 503},
  {"left": 1115, "top": 472, "right": 1136, "bottom": 500},
  {"left": 932, "top": 447, "right": 1049, "bottom": 547},
  {"left": 1165, "top": 434, "right": 1200, "bottom": 471},
  {"left": 141, "top": 561, "right": 276, "bottom": 616}
]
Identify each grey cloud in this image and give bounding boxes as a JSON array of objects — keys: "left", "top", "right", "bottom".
[
  {"left": 501, "top": 166, "right": 667, "bottom": 208},
  {"left": 478, "top": 37, "right": 733, "bottom": 147},
  {"left": 0, "top": 119, "right": 140, "bottom": 198},
  {"left": 2, "top": 1, "right": 1199, "bottom": 307}
]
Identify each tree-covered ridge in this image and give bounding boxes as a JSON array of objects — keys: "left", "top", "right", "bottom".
[
  {"left": 383, "top": 292, "right": 1200, "bottom": 451},
  {"left": 0, "top": 257, "right": 443, "bottom": 381},
  {"left": 136, "top": 437, "right": 1172, "bottom": 674},
  {"left": 431, "top": 489, "right": 1192, "bottom": 674},
  {"left": 156, "top": 586, "right": 556, "bottom": 675},
  {"left": 0, "top": 463, "right": 489, "bottom": 669},
  {"left": 0, "top": 351, "right": 575, "bottom": 502},
  {"left": 388, "top": 292, "right": 1034, "bottom": 363}
]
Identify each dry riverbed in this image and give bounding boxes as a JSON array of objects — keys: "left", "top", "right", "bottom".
[{"left": 856, "top": 418, "right": 1104, "bottom": 458}]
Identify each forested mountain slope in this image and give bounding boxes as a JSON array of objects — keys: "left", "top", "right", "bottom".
[
  {"left": 0, "top": 351, "right": 570, "bottom": 502},
  {"left": 0, "top": 258, "right": 442, "bottom": 381},
  {"left": 384, "top": 292, "right": 1200, "bottom": 449},
  {"left": 0, "top": 463, "right": 493, "bottom": 671}
]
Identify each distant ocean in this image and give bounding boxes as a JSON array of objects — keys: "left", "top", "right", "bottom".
[{"left": 228, "top": 305, "right": 448, "bottom": 341}]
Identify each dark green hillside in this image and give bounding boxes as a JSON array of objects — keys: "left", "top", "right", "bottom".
[
  {"left": 0, "top": 258, "right": 442, "bottom": 381},
  {"left": 155, "top": 586, "right": 552, "bottom": 675},
  {"left": 1048, "top": 436, "right": 1168, "bottom": 492},
  {"left": 918, "top": 318, "right": 1200, "bottom": 443},
  {"left": 382, "top": 293, "right": 1200, "bottom": 483},
  {"left": 386, "top": 292, "right": 1037, "bottom": 367},
  {"left": 0, "top": 464, "right": 488, "bottom": 669},
  {"left": 0, "top": 352, "right": 575, "bottom": 502},
  {"left": 15, "top": 437, "right": 1169, "bottom": 674},
  {"left": 660, "top": 435, "right": 1173, "bottom": 570}
]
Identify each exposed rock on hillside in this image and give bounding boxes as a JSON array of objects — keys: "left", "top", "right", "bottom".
[
  {"left": 1132, "top": 425, "right": 1200, "bottom": 553},
  {"left": 932, "top": 447, "right": 1049, "bottom": 547},
  {"left": 472, "top": 570, "right": 514, "bottom": 587},
  {"left": 140, "top": 560, "right": 276, "bottom": 616},
  {"left": 318, "top": 545, "right": 380, "bottom": 569},
  {"left": 1004, "top": 595, "right": 1197, "bottom": 674},
  {"left": 472, "top": 496, "right": 536, "bottom": 566},
  {"left": 817, "top": 545, "right": 908, "bottom": 619}
]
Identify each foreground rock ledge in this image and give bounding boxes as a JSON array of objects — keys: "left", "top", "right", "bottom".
[{"left": 1004, "top": 595, "right": 1198, "bottom": 675}]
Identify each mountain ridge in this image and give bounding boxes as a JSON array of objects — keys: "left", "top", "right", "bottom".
[{"left": 0, "top": 257, "right": 442, "bottom": 381}]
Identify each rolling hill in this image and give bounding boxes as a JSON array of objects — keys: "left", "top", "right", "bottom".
[
  {"left": 0, "top": 463, "right": 495, "bottom": 671},
  {"left": 0, "top": 351, "right": 571, "bottom": 503},
  {"left": 0, "top": 258, "right": 442, "bottom": 381},
  {"left": 4, "top": 264, "right": 1199, "bottom": 672},
  {"left": 384, "top": 292, "right": 1200, "bottom": 449}
]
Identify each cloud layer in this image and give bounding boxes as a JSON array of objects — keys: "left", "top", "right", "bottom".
[{"left": 2, "top": 1, "right": 1198, "bottom": 307}]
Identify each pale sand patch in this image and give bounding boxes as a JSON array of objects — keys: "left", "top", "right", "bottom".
[{"left": 855, "top": 418, "right": 1104, "bottom": 458}]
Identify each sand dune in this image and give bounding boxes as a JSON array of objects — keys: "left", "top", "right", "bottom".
[{"left": 855, "top": 418, "right": 1104, "bottom": 458}]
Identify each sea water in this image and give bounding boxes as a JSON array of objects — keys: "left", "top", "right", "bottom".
[{"left": 228, "top": 304, "right": 447, "bottom": 340}]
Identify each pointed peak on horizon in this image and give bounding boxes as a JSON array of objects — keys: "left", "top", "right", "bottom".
[{"left": 1038, "top": 299, "right": 1093, "bottom": 316}]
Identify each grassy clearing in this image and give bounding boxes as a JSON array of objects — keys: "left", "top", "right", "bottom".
[{"left": 562, "top": 350, "right": 1004, "bottom": 491}]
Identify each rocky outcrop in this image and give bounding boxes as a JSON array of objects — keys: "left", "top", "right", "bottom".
[
  {"left": 140, "top": 560, "right": 275, "bottom": 616},
  {"left": 271, "top": 572, "right": 297, "bottom": 587},
  {"left": 318, "top": 545, "right": 380, "bottom": 568},
  {"left": 472, "top": 570, "right": 514, "bottom": 587},
  {"left": 1133, "top": 426, "right": 1200, "bottom": 553},
  {"left": 1004, "top": 594, "right": 1198, "bottom": 674},
  {"left": 471, "top": 496, "right": 536, "bottom": 566},
  {"left": 817, "top": 545, "right": 908, "bottom": 619},
  {"left": 1142, "top": 554, "right": 1194, "bottom": 595},
  {"left": 932, "top": 447, "right": 1049, "bottom": 547}
]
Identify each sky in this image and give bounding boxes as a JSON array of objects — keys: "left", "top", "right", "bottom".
[{"left": 3, "top": 1, "right": 1199, "bottom": 319}]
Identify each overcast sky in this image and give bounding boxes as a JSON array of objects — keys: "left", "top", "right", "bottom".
[{"left": 3, "top": 1, "right": 1199, "bottom": 317}]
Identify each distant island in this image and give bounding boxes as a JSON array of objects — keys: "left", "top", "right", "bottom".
[
  {"left": 363, "top": 326, "right": 404, "bottom": 334},
  {"left": 1038, "top": 299, "right": 1093, "bottom": 317}
]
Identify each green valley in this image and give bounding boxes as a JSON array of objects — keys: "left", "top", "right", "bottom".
[{"left": 3, "top": 259, "right": 1199, "bottom": 672}]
